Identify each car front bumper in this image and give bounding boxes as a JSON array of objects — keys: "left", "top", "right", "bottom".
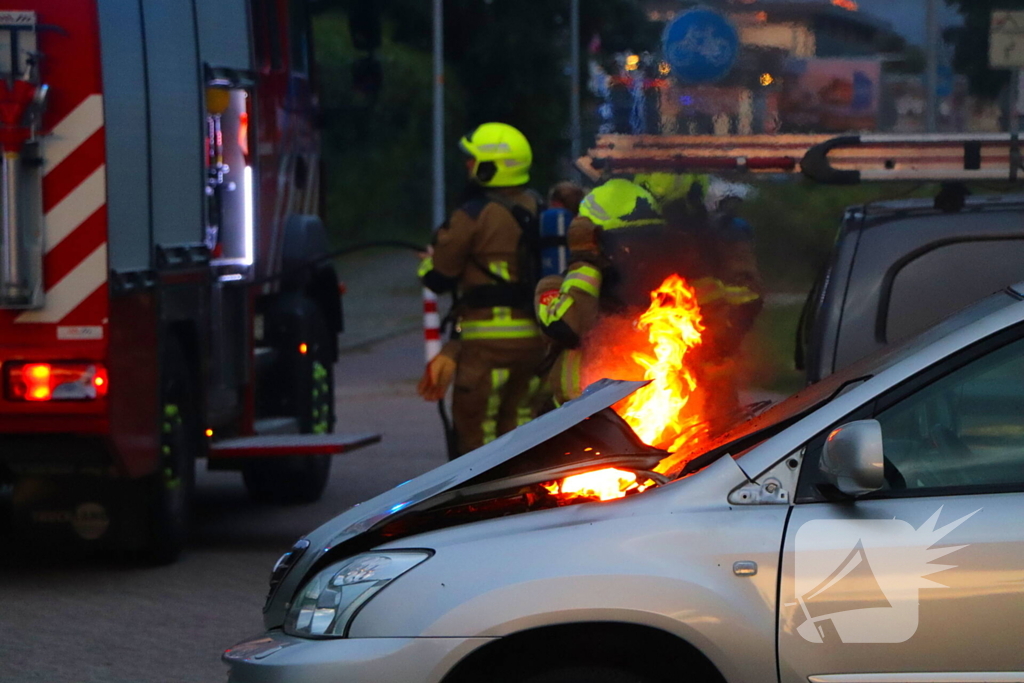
[{"left": 223, "top": 631, "right": 496, "bottom": 683}]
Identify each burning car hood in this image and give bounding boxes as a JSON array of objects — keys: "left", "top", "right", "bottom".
[{"left": 264, "top": 379, "right": 650, "bottom": 627}]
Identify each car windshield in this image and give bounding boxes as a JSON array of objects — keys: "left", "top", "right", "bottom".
[{"left": 661, "top": 290, "right": 1018, "bottom": 479}]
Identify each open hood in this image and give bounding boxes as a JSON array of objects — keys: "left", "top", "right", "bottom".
[{"left": 264, "top": 379, "right": 654, "bottom": 627}]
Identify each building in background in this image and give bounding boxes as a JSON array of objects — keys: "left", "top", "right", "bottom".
[
  {"left": 729, "top": 1, "right": 901, "bottom": 59},
  {"left": 611, "top": 0, "right": 900, "bottom": 134},
  {"left": 598, "top": 0, "right": 996, "bottom": 135}
]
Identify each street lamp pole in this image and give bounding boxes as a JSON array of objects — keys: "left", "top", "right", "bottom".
[
  {"left": 570, "top": 0, "right": 581, "bottom": 174},
  {"left": 432, "top": 0, "right": 445, "bottom": 229},
  {"left": 424, "top": 0, "right": 444, "bottom": 362},
  {"left": 925, "top": 0, "right": 939, "bottom": 132},
  {"left": 1012, "top": 68, "right": 1021, "bottom": 135}
]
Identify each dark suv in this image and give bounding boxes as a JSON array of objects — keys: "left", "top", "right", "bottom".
[{"left": 798, "top": 191, "right": 1024, "bottom": 383}]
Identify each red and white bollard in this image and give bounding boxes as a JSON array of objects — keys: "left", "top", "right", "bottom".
[{"left": 423, "top": 288, "right": 442, "bottom": 362}]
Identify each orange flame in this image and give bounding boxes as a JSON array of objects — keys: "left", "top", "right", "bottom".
[
  {"left": 543, "top": 468, "right": 648, "bottom": 502},
  {"left": 544, "top": 275, "right": 708, "bottom": 503},
  {"left": 619, "top": 275, "right": 707, "bottom": 458}
]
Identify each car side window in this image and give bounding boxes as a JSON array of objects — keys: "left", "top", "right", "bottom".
[{"left": 875, "top": 335, "right": 1024, "bottom": 494}]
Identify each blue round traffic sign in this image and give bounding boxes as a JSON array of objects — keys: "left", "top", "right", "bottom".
[{"left": 663, "top": 9, "right": 739, "bottom": 83}]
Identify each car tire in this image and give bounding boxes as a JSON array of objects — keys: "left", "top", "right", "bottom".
[
  {"left": 243, "top": 305, "right": 334, "bottom": 505},
  {"left": 140, "top": 338, "right": 198, "bottom": 564},
  {"left": 521, "top": 666, "right": 650, "bottom": 683}
]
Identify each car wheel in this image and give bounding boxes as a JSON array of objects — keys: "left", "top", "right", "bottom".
[
  {"left": 521, "top": 666, "right": 650, "bottom": 683},
  {"left": 243, "top": 306, "right": 334, "bottom": 504},
  {"left": 141, "top": 338, "right": 198, "bottom": 564}
]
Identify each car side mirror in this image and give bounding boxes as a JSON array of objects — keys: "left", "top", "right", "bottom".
[{"left": 819, "top": 419, "right": 884, "bottom": 497}]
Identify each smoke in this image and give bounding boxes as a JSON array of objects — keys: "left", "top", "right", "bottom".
[{"left": 579, "top": 312, "right": 649, "bottom": 389}]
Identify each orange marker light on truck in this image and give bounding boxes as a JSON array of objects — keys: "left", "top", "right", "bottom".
[
  {"left": 298, "top": 343, "right": 308, "bottom": 355},
  {"left": 92, "top": 366, "right": 109, "bottom": 397}
]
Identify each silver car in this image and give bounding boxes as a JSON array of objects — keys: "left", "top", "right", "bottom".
[{"left": 225, "top": 285, "right": 1024, "bottom": 683}]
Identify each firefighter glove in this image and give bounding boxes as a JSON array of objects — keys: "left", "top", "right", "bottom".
[{"left": 417, "top": 353, "right": 458, "bottom": 402}]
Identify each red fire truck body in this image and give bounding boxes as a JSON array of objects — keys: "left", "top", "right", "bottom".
[{"left": 0, "top": 0, "right": 376, "bottom": 561}]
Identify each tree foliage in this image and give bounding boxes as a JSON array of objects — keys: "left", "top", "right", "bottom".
[{"left": 312, "top": 0, "right": 657, "bottom": 245}]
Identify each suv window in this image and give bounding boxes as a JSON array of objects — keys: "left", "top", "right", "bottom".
[
  {"left": 831, "top": 208, "right": 1024, "bottom": 376},
  {"left": 876, "top": 335, "right": 1024, "bottom": 493},
  {"left": 885, "top": 239, "right": 1024, "bottom": 345}
]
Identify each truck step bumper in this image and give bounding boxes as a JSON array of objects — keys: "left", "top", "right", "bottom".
[{"left": 208, "top": 433, "right": 381, "bottom": 459}]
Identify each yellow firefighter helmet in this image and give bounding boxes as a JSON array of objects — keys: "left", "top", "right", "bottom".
[
  {"left": 633, "top": 172, "right": 708, "bottom": 205},
  {"left": 577, "top": 179, "right": 662, "bottom": 231},
  {"left": 459, "top": 122, "right": 532, "bottom": 187}
]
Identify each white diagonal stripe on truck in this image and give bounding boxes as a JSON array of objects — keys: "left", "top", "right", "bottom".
[
  {"left": 44, "top": 165, "right": 105, "bottom": 252},
  {"left": 42, "top": 94, "right": 104, "bottom": 176},
  {"left": 15, "top": 245, "right": 107, "bottom": 323}
]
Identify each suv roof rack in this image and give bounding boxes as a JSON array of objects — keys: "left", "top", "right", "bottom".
[{"left": 580, "top": 133, "right": 1024, "bottom": 185}]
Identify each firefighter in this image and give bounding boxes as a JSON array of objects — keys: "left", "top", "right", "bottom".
[
  {"left": 692, "top": 184, "right": 764, "bottom": 432},
  {"left": 534, "top": 178, "right": 663, "bottom": 405},
  {"left": 634, "top": 171, "right": 708, "bottom": 227},
  {"left": 417, "top": 122, "right": 546, "bottom": 456},
  {"left": 699, "top": 182, "right": 764, "bottom": 357},
  {"left": 636, "top": 173, "right": 763, "bottom": 358},
  {"left": 536, "top": 177, "right": 762, "bottom": 434}
]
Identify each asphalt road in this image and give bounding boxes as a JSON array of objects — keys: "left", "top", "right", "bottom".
[{"left": 0, "top": 330, "right": 447, "bottom": 683}]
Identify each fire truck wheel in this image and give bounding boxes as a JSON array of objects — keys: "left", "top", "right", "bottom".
[
  {"left": 141, "top": 339, "right": 198, "bottom": 564},
  {"left": 243, "top": 312, "right": 334, "bottom": 504},
  {"left": 521, "top": 666, "right": 651, "bottom": 683},
  {"left": 242, "top": 452, "right": 331, "bottom": 505}
]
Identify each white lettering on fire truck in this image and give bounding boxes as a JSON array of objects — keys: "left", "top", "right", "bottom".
[
  {"left": 58, "top": 325, "right": 104, "bottom": 341},
  {"left": 0, "top": 11, "right": 36, "bottom": 26}
]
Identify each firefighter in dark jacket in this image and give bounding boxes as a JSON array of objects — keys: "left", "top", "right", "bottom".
[
  {"left": 535, "top": 177, "right": 762, "bottom": 434},
  {"left": 417, "top": 123, "right": 546, "bottom": 456},
  {"left": 534, "top": 179, "right": 663, "bottom": 405}
]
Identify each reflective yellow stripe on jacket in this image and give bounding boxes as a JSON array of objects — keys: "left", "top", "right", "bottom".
[
  {"left": 417, "top": 256, "right": 434, "bottom": 278},
  {"left": 556, "top": 348, "right": 583, "bottom": 404},
  {"left": 482, "top": 368, "right": 510, "bottom": 444},
  {"left": 538, "top": 294, "right": 573, "bottom": 327},
  {"left": 518, "top": 376, "right": 541, "bottom": 426},
  {"left": 691, "top": 277, "right": 761, "bottom": 306},
  {"left": 460, "top": 318, "right": 540, "bottom": 340},
  {"left": 488, "top": 260, "right": 511, "bottom": 281},
  {"left": 461, "top": 297, "right": 540, "bottom": 341},
  {"left": 561, "top": 264, "right": 600, "bottom": 298},
  {"left": 538, "top": 264, "right": 600, "bottom": 327}
]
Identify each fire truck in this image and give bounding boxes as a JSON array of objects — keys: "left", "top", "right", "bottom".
[{"left": 0, "top": 0, "right": 379, "bottom": 562}]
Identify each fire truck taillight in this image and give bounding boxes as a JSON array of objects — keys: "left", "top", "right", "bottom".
[{"left": 4, "top": 362, "right": 109, "bottom": 402}]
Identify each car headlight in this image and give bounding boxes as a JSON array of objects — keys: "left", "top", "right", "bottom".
[{"left": 284, "top": 551, "right": 431, "bottom": 638}]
